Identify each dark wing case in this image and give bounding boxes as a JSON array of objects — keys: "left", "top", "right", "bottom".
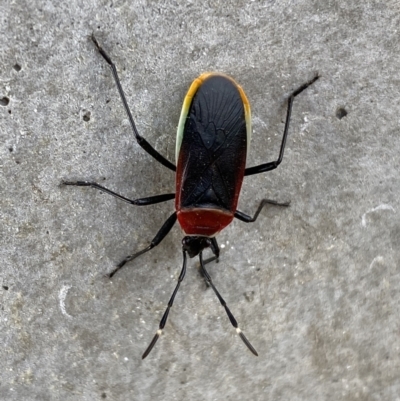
[{"left": 177, "top": 75, "right": 247, "bottom": 212}]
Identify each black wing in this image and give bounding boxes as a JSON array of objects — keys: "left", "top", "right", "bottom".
[{"left": 177, "top": 75, "right": 247, "bottom": 212}]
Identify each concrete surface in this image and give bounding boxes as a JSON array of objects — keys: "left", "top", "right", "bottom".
[{"left": 1, "top": 1, "right": 399, "bottom": 400}]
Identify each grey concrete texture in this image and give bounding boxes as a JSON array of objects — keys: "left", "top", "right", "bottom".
[{"left": 1, "top": 0, "right": 399, "bottom": 400}]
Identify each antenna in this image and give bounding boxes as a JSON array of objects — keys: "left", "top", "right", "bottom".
[
  {"left": 199, "top": 253, "right": 258, "bottom": 356},
  {"left": 142, "top": 250, "right": 187, "bottom": 359}
]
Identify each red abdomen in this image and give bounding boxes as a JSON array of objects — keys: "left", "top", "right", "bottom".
[{"left": 177, "top": 208, "right": 234, "bottom": 237}]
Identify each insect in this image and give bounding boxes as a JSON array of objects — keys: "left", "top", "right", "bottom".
[{"left": 63, "top": 35, "right": 319, "bottom": 359}]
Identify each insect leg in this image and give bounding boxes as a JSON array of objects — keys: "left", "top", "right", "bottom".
[
  {"left": 199, "top": 253, "right": 258, "bottom": 356},
  {"left": 199, "top": 238, "right": 220, "bottom": 287},
  {"left": 234, "top": 199, "right": 290, "bottom": 223},
  {"left": 203, "top": 237, "right": 220, "bottom": 266},
  {"left": 142, "top": 250, "right": 187, "bottom": 359},
  {"left": 61, "top": 180, "right": 175, "bottom": 205},
  {"left": 91, "top": 35, "right": 176, "bottom": 172},
  {"left": 108, "top": 212, "right": 177, "bottom": 278},
  {"left": 244, "top": 75, "right": 319, "bottom": 176}
]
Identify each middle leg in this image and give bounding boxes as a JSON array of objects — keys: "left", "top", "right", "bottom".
[{"left": 62, "top": 180, "right": 175, "bottom": 206}]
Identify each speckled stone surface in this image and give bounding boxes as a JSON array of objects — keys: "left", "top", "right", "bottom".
[{"left": 1, "top": 1, "right": 399, "bottom": 400}]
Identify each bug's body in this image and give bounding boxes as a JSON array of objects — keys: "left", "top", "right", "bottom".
[
  {"left": 175, "top": 73, "right": 250, "bottom": 237},
  {"left": 63, "top": 35, "right": 318, "bottom": 359}
]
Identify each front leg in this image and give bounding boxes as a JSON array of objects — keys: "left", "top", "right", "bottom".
[{"left": 234, "top": 199, "right": 290, "bottom": 223}]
